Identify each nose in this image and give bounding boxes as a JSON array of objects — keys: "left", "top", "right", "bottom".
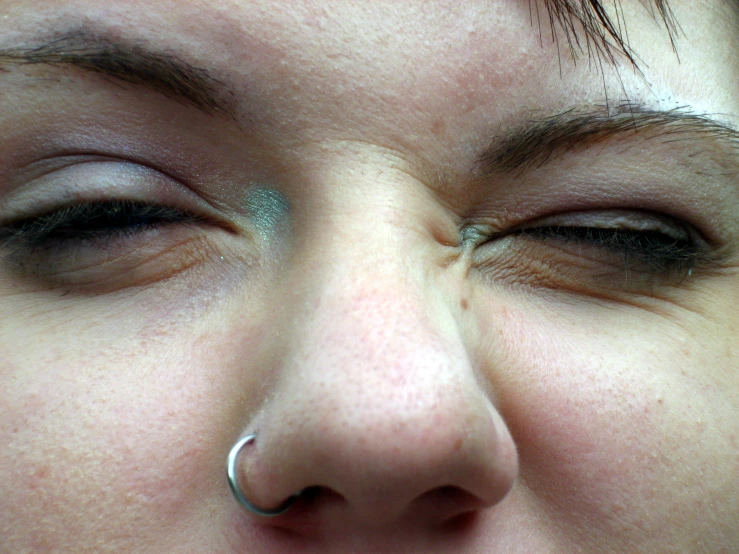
[{"left": 232, "top": 213, "right": 518, "bottom": 532}]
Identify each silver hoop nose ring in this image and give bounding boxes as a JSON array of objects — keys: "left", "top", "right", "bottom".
[{"left": 227, "top": 433, "right": 298, "bottom": 517}]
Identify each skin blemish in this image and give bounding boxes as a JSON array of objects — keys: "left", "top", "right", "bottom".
[
  {"left": 460, "top": 298, "right": 469, "bottom": 310},
  {"left": 242, "top": 184, "right": 291, "bottom": 237},
  {"left": 27, "top": 465, "right": 50, "bottom": 490}
]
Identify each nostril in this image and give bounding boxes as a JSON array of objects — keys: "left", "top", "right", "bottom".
[
  {"left": 423, "top": 485, "right": 484, "bottom": 509},
  {"left": 255, "top": 486, "right": 339, "bottom": 538},
  {"left": 296, "top": 485, "right": 328, "bottom": 508},
  {"left": 440, "top": 510, "right": 479, "bottom": 534},
  {"left": 285, "top": 485, "right": 335, "bottom": 513},
  {"left": 413, "top": 486, "right": 486, "bottom": 526},
  {"left": 267, "top": 486, "right": 341, "bottom": 522},
  {"left": 266, "top": 484, "right": 483, "bottom": 532},
  {"left": 425, "top": 485, "right": 475, "bottom": 502}
]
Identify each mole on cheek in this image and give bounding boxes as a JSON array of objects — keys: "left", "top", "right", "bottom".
[{"left": 242, "top": 185, "right": 291, "bottom": 237}]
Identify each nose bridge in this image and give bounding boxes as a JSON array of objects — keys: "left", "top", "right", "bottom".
[
  {"left": 283, "top": 185, "right": 464, "bottom": 397},
  {"left": 279, "top": 218, "right": 472, "bottom": 442}
]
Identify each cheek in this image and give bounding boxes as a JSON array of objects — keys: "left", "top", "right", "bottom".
[
  {"left": 480, "top": 300, "right": 739, "bottom": 542},
  {"left": 0, "top": 358, "right": 202, "bottom": 545},
  {"left": 0, "top": 300, "right": 270, "bottom": 549}
]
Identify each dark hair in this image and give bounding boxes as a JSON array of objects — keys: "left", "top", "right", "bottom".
[{"left": 539, "top": 0, "right": 680, "bottom": 72}]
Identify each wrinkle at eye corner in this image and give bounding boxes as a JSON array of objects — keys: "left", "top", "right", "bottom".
[{"left": 242, "top": 184, "right": 291, "bottom": 238}]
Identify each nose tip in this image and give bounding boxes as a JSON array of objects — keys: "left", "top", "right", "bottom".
[{"left": 233, "top": 376, "right": 518, "bottom": 529}]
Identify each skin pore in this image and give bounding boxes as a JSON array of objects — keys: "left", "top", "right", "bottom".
[{"left": 0, "top": 0, "right": 737, "bottom": 553}]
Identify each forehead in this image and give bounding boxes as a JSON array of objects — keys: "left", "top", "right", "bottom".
[
  {"left": 1, "top": 1, "right": 734, "bottom": 96},
  {"left": 1, "top": 0, "right": 737, "bottom": 163}
]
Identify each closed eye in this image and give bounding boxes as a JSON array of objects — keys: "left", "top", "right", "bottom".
[
  {"left": 516, "top": 225, "right": 706, "bottom": 275},
  {"left": 0, "top": 200, "right": 205, "bottom": 250}
]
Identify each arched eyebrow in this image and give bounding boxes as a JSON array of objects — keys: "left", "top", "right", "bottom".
[
  {"left": 478, "top": 103, "right": 739, "bottom": 175},
  {"left": 0, "top": 31, "right": 235, "bottom": 119}
]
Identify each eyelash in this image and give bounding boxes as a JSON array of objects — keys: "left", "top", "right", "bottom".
[
  {"left": 0, "top": 200, "right": 201, "bottom": 250},
  {"left": 0, "top": 201, "right": 712, "bottom": 284},
  {"left": 514, "top": 224, "right": 709, "bottom": 276}
]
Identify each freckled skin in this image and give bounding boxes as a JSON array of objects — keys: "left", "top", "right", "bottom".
[{"left": 0, "top": 1, "right": 738, "bottom": 553}]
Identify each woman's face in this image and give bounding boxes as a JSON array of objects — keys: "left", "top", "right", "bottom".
[{"left": 1, "top": 0, "right": 737, "bottom": 552}]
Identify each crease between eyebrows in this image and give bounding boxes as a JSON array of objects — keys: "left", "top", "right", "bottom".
[
  {"left": 479, "top": 102, "right": 739, "bottom": 175},
  {"left": 0, "top": 31, "right": 234, "bottom": 119}
]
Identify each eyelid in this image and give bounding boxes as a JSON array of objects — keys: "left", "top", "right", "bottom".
[
  {"left": 508, "top": 209, "right": 714, "bottom": 267},
  {"left": 0, "top": 201, "right": 240, "bottom": 293},
  {"left": 514, "top": 209, "right": 697, "bottom": 241},
  {"left": 467, "top": 207, "right": 722, "bottom": 292},
  {"left": 1, "top": 159, "right": 239, "bottom": 233},
  {"left": 0, "top": 201, "right": 204, "bottom": 246}
]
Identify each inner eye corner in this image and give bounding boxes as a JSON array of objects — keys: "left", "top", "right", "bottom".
[{"left": 460, "top": 225, "right": 485, "bottom": 245}]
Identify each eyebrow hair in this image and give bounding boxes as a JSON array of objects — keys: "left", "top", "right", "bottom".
[
  {"left": 0, "top": 31, "right": 234, "bottom": 118},
  {"left": 478, "top": 103, "right": 739, "bottom": 175}
]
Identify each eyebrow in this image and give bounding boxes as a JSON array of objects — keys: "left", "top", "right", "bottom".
[
  {"left": 0, "top": 31, "right": 234, "bottom": 118},
  {"left": 477, "top": 103, "right": 739, "bottom": 176}
]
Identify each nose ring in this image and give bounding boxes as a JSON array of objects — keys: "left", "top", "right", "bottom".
[{"left": 227, "top": 433, "right": 299, "bottom": 517}]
